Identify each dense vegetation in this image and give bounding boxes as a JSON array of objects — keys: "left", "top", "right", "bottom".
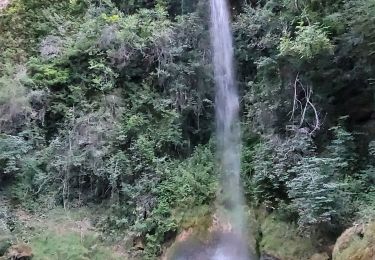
[{"left": 1, "top": 0, "right": 375, "bottom": 259}]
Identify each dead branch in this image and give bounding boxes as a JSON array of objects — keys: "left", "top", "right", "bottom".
[{"left": 289, "top": 74, "right": 321, "bottom": 135}]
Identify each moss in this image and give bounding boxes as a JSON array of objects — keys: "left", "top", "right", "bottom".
[
  {"left": 178, "top": 205, "right": 212, "bottom": 235},
  {"left": 259, "top": 213, "right": 317, "bottom": 260}
]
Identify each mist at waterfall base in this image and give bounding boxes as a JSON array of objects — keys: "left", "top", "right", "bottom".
[{"left": 210, "top": 0, "right": 251, "bottom": 258}]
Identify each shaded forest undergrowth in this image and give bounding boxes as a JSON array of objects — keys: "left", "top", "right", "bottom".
[{"left": 0, "top": 197, "right": 125, "bottom": 259}]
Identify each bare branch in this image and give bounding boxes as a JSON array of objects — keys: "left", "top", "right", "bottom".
[
  {"left": 289, "top": 74, "right": 321, "bottom": 135},
  {"left": 290, "top": 72, "right": 299, "bottom": 122},
  {"left": 307, "top": 97, "right": 320, "bottom": 134}
]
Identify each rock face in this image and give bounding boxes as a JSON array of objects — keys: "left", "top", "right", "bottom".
[{"left": 333, "top": 223, "right": 375, "bottom": 260}]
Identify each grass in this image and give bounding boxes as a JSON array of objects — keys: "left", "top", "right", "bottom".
[
  {"left": 30, "top": 231, "right": 121, "bottom": 260},
  {"left": 5, "top": 206, "right": 126, "bottom": 260}
]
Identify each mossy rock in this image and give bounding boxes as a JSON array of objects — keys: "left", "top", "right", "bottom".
[
  {"left": 333, "top": 223, "right": 375, "bottom": 260},
  {"left": 178, "top": 205, "right": 213, "bottom": 236}
]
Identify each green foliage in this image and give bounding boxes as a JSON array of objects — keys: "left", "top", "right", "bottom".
[
  {"left": 235, "top": 0, "right": 375, "bottom": 237},
  {"left": 250, "top": 132, "right": 315, "bottom": 204},
  {"left": 353, "top": 141, "right": 375, "bottom": 222},
  {"left": 234, "top": 5, "right": 284, "bottom": 60},
  {"left": 355, "top": 192, "right": 375, "bottom": 223},
  {"left": 0, "top": 0, "right": 86, "bottom": 66},
  {"left": 250, "top": 122, "right": 357, "bottom": 231},
  {"left": 279, "top": 23, "right": 334, "bottom": 60},
  {"left": 0, "top": 135, "right": 30, "bottom": 179},
  {"left": 2, "top": 0, "right": 375, "bottom": 257},
  {"left": 157, "top": 145, "right": 216, "bottom": 209},
  {"left": 29, "top": 60, "right": 71, "bottom": 87},
  {"left": 285, "top": 121, "right": 356, "bottom": 230},
  {"left": 326, "top": 117, "right": 357, "bottom": 176},
  {"left": 135, "top": 145, "right": 216, "bottom": 257},
  {"left": 342, "top": 0, "right": 375, "bottom": 61},
  {"left": 0, "top": 7, "right": 214, "bottom": 259},
  {"left": 97, "top": 145, "right": 215, "bottom": 257},
  {"left": 287, "top": 156, "right": 350, "bottom": 230}
]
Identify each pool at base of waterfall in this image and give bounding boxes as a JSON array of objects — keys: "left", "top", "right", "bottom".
[{"left": 166, "top": 232, "right": 255, "bottom": 260}]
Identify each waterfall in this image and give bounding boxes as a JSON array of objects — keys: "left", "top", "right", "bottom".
[{"left": 210, "top": 0, "right": 251, "bottom": 259}]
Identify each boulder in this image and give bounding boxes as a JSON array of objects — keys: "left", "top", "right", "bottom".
[
  {"left": 6, "top": 244, "right": 33, "bottom": 260},
  {"left": 310, "top": 252, "right": 329, "bottom": 260},
  {"left": 333, "top": 223, "right": 375, "bottom": 260}
]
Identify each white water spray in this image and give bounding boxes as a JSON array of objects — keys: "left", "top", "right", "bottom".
[{"left": 210, "top": 0, "right": 251, "bottom": 259}]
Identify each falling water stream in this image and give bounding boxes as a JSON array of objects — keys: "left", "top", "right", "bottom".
[
  {"left": 169, "top": 1, "right": 252, "bottom": 259},
  {"left": 210, "top": 0, "right": 251, "bottom": 259}
]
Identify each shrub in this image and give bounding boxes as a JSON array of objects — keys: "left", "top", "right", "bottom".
[{"left": 279, "top": 23, "right": 334, "bottom": 60}]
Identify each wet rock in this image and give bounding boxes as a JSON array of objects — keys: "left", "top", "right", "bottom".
[{"left": 260, "top": 253, "right": 281, "bottom": 260}]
